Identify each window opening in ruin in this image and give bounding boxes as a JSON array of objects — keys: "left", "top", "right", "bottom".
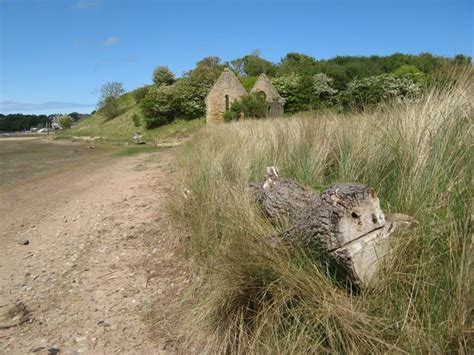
[{"left": 225, "top": 95, "right": 229, "bottom": 111}]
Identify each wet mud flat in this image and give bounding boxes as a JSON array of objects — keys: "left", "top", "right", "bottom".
[{"left": 0, "top": 137, "right": 103, "bottom": 188}]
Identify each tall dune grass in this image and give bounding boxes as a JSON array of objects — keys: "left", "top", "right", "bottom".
[{"left": 172, "top": 72, "right": 472, "bottom": 353}]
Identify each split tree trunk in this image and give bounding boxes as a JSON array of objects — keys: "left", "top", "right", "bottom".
[{"left": 251, "top": 167, "right": 416, "bottom": 287}]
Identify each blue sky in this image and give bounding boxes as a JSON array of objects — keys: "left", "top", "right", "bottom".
[{"left": 0, "top": 0, "right": 472, "bottom": 115}]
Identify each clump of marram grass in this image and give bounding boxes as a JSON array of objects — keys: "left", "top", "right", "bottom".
[{"left": 171, "top": 70, "right": 472, "bottom": 353}]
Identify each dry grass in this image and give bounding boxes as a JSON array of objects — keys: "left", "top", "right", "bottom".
[{"left": 171, "top": 70, "right": 473, "bottom": 353}]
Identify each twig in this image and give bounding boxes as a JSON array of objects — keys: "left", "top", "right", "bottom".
[{"left": 0, "top": 317, "right": 30, "bottom": 330}]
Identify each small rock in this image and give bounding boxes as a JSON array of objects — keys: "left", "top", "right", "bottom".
[
  {"left": 31, "top": 347, "right": 45, "bottom": 353},
  {"left": 48, "top": 348, "right": 61, "bottom": 355},
  {"left": 97, "top": 320, "right": 110, "bottom": 327},
  {"left": 19, "top": 239, "right": 30, "bottom": 245},
  {"left": 75, "top": 336, "right": 87, "bottom": 343}
]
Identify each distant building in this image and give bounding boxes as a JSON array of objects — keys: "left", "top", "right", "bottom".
[
  {"left": 250, "top": 73, "right": 285, "bottom": 118},
  {"left": 205, "top": 68, "right": 247, "bottom": 124},
  {"left": 205, "top": 69, "right": 285, "bottom": 124}
]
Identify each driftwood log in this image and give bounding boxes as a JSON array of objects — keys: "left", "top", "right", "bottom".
[{"left": 252, "top": 167, "right": 416, "bottom": 287}]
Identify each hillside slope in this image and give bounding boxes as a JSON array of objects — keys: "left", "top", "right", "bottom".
[{"left": 64, "top": 91, "right": 204, "bottom": 143}]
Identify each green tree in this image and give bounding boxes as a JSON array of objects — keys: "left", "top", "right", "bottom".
[
  {"left": 58, "top": 115, "right": 73, "bottom": 129},
  {"left": 175, "top": 56, "right": 225, "bottom": 118},
  {"left": 152, "top": 66, "right": 176, "bottom": 86},
  {"left": 393, "top": 65, "right": 425, "bottom": 84},
  {"left": 453, "top": 54, "right": 472, "bottom": 66},
  {"left": 311, "top": 73, "right": 338, "bottom": 108},
  {"left": 100, "top": 96, "right": 121, "bottom": 120},
  {"left": 340, "top": 74, "right": 422, "bottom": 110},
  {"left": 243, "top": 55, "right": 275, "bottom": 76},
  {"left": 272, "top": 73, "right": 311, "bottom": 113},
  {"left": 277, "top": 53, "right": 317, "bottom": 76},
  {"left": 140, "top": 85, "right": 180, "bottom": 128},
  {"left": 97, "top": 82, "right": 125, "bottom": 120}
]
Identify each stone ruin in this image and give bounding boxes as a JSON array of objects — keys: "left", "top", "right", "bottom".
[
  {"left": 251, "top": 73, "right": 285, "bottom": 118},
  {"left": 205, "top": 69, "right": 285, "bottom": 124}
]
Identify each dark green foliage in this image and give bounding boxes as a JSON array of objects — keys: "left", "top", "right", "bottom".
[
  {"left": 140, "top": 56, "right": 225, "bottom": 126},
  {"left": 178, "top": 56, "right": 225, "bottom": 118},
  {"left": 141, "top": 86, "right": 179, "bottom": 128},
  {"left": 240, "top": 76, "right": 258, "bottom": 92},
  {"left": 272, "top": 73, "right": 313, "bottom": 113},
  {"left": 242, "top": 55, "right": 276, "bottom": 76},
  {"left": 0, "top": 113, "right": 50, "bottom": 131},
  {"left": 99, "top": 96, "right": 122, "bottom": 120},
  {"left": 453, "top": 54, "right": 472, "bottom": 65},
  {"left": 277, "top": 52, "right": 318, "bottom": 76},
  {"left": 97, "top": 81, "right": 126, "bottom": 120},
  {"left": 132, "top": 113, "right": 141, "bottom": 128},
  {"left": 58, "top": 115, "right": 73, "bottom": 129},
  {"left": 224, "top": 93, "right": 267, "bottom": 122},
  {"left": 340, "top": 74, "right": 422, "bottom": 110},
  {"left": 392, "top": 64, "right": 425, "bottom": 84},
  {"left": 152, "top": 66, "right": 176, "bottom": 86},
  {"left": 133, "top": 86, "right": 150, "bottom": 103},
  {"left": 68, "top": 112, "right": 81, "bottom": 121}
]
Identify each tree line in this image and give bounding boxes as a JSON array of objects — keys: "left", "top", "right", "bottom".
[
  {"left": 0, "top": 112, "right": 88, "bottom": 132},
  {"left": 95, "top": 52, "right": 471, "bottom": 128}
]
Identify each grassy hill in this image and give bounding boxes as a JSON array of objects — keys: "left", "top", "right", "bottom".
[{"left": 61, "top": 90, "right": 204, "bottom": 144}]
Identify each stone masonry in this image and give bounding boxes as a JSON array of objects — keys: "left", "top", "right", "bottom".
[
  {"left": 205, "top": 68, "right": 248, "bottom": 124},
  {"left": 205, "top": 69, "right": 285, "bottom": 124}
]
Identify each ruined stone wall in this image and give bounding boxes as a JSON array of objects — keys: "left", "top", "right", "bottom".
[
  {"left": 206, "top": 69, "right": 247, "bottom": 124},
  {"left": 268, "top": 102, "right": 284, "bottom": 117},
  {"left": 251, "top": 74, "right": 285, "bottom": 118}
]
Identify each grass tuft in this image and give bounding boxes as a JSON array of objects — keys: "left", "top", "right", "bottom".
[{"left": 171, "top": 69, "right": 473, "bottom": 353}]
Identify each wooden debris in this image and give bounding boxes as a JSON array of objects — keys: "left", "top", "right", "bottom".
[{"left": 251, "top": 166, "right": 416, "bottom": 287}]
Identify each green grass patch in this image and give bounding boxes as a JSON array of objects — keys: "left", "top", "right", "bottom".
[
  {"left": 59, "top": 90, "right": 204, "bottom": 144},
  {"left": 113, "top": 145, "right": 162, "bottom": 157}
]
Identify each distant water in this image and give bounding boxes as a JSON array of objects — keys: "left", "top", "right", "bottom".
[{"left": 0, "top": 138, "right": 93, "bottom": 188}]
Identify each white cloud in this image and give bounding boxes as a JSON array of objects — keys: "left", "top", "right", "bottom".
[{"left": 101, "top": 36, "right": 120, "bottom": 47}]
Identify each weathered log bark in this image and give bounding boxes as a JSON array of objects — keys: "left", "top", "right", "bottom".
[
  {"left": 251, "top": 166, "right": 416, "bottom": 287},
  {"left": 250, "top": 166, "right": 318, "bottom": 224}
]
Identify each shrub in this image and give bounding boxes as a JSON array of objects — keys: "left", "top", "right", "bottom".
[
  {"left": 99, "top": 96, "right": 122, "bottom": 120},
  {"left": 393, "top": 64, "right": 425, "bottom": 84},
  {"left": 224, "top": 93, "right": 267, "bottom": 122},
  {"left": 140, "top": 85, "right": 179, "bottom": 128},
  {"left": 58, "top": 115, "right": 73, "bottom": 129},
  {"left": 152, "top": 66, "right": 176, "bottom": 86},
  {"left": 240, "top": 76, "right": 257, "bottom": 92},
  {"left": 272, "top": 73, "right": 307, "bottom": 113},
  {"left": 311, "top": 73, "right": 338, "bottom": 107},
  {"left": 173, "top": 78, "right": 208, "bottom": 119},
  {"left": 341, "top": 74, "right": 422, "bottom": 110},
  {"left": 132, "top": 113, "right": 141, "bottom": 128},
  {"left": 133, "top": 86, "right": 150, "bottom": 103}
]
